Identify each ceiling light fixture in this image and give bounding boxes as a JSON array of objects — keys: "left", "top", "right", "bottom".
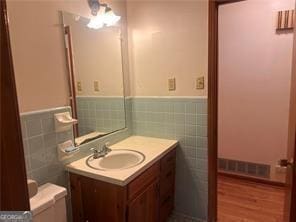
[
  {"left": 87, "top": 5, "right": 105, "bottom": 29},
  {"left": 104, "top": 6, "right": 121, "bottom": 27},
  {"left": 87, "top": 0, "right": 121, "bottom": 29}
]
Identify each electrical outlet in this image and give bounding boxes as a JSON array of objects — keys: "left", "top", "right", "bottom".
[
  {"left": 168, "top": 78, "right": 176, "bottom": 91},
  {"left": 77, "top": 81, "right": 82, "bottom": 92},
  {"left": 94, "top": 81, "right": 99, "bottom": 92},
  {"left": 196, "top": 77, "right": 205, "bottom": 89}
]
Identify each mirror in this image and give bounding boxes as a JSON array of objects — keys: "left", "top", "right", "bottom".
[{"left": 62, "top": 11, "right": 126, "bottom": 146}]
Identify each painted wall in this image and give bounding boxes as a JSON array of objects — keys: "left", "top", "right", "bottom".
[
  {"left": 7, "top": 0, "right": 129, "bottom": 112},
  {"left": 9, "top": 1, "right": 209, "bottom": 221},
  {"left": 126, "top": 1, "right": 209, "bottom": 220},
  {"left": 8, "top": 0, "right": 207, "bottom": 106},
  {"left": 127, "top": 0, "right": 208, "bottom": 97},
  {"left": 218, "top": 0, "right": 294, "bottom": 181}
]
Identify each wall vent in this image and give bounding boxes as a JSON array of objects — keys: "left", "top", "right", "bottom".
[{"left": 218, "top": 158, "right": 270, "bottom": 179}]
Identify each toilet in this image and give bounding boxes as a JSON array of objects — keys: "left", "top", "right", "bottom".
[{"left": 30, "top": 183, "right": 68, "bottom": 222}]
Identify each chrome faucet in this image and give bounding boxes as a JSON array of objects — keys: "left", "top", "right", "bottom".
[
  {"left": 90, "top": 143, "right": 112, "bottom": 159},
  {"left": 90, "top": 148, "right": 100, "bottom": 159},
  {"left": 102, "top": 142, "right": 112, "bottom": 154}
]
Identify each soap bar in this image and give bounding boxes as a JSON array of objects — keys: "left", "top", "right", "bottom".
[{"left": 58, "top": 140, "right": 78, "bottom": 153}]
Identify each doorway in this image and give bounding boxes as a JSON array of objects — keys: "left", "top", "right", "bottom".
[{"left": 208, "top": 0, "right": 296, "bottom": 221}]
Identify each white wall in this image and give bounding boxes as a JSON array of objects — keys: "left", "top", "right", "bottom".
[
  {"left": 8, "top": 0, "right": 208, "bottom": 111},
  {"left": 7, "top": 0, "right": 128, "bottom": 112},
  {"left": 127, "top": 0, "right": 208, "bottom": 97},
  {"left": 218, "top": 0, "right": 295, "bottom": 181}
]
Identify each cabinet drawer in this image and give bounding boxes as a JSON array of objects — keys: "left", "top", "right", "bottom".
[
  {"left": 128, "top": 162, "right": 160, "bottom": 200},
  {"left": 159, "top": 192, "right": 174, "bottom": 222},
  {"left": 160, "top": 149, "right": 176, "bottom": 173}
]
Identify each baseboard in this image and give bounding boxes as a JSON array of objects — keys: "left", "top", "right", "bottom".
[{"left": 218, "top": 171, "right": 286, "bottom": 188}]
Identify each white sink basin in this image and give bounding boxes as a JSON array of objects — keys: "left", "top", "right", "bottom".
[{"left": 86, "top": 149, "right": 145, "bottom": 171}]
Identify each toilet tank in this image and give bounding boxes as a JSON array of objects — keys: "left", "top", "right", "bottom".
[{"left": 30, "top": 183, "right": 67, "bottom": 222}]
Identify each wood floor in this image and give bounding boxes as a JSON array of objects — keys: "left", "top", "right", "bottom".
[{"left": 218, "top": 175, "right": 286, "bottom": 222}]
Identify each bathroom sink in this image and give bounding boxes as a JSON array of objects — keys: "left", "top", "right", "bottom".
[{"left": 86, "top": 149, "right": 145, "bottom": 171}]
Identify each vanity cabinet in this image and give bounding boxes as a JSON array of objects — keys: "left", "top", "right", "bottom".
[
  {"left": 70, "top": 148, "right": 176, "bottom": 222},
  {"left": 127, "top": 180, "right": 159, "bottom": 222}
]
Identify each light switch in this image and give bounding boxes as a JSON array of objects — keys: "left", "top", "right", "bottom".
[
  {"left": 94, "top": 81, "right": 99, "bottom": 92},
  {"left": 196, "top": 77, "right": 204, "bottom": 90},
  {"left": 77, "top": 81, "right": 82, "bottom": 92},
  {"left": 168, "top": 78, "right": 176, "bottom": 91}
]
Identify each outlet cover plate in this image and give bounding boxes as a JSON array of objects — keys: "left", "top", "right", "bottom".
[
  {"left": 196, "top": 77, "right": 205, "bottom": 89},
  {"left": 168, "top": 78, "right": 176, "bottom": 91},
  {"left": 94, "top": 81, "right": 99, "bottom": 92},
  {"left": 77, "top": 81, "right": 82, "bottom": 92}
]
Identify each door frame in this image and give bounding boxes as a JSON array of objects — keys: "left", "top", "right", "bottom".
[
  {"left": 207, "top": 0, "right": 296, "bottom": 221},
  {"left": 64, "top": 25, "right": 79, "bottom": 138},
  {"left": 208, "top": 1, "right": 244, "bottom": 220},
  {"left": 0, "top": 0, "right": 30, "bottom": 210}
]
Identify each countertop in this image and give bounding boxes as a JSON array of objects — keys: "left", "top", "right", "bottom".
[{"left": 65, "top": 136, "right": 178, "bottom": 186}]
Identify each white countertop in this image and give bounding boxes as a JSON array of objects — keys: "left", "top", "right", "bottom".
[{"left": 65, "top": 136, "right": 178, "bottom": 186}]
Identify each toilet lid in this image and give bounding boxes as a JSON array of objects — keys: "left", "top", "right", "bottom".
[{"left": 30, "top": 183, "right": 67, "bottom": 216}]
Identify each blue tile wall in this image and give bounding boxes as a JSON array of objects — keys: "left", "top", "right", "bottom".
[
  {"left": 131, "top": 97, "right": 208, "bottom": 221},
  {"left": 63, "top": 97, "right": 133, "bottom": 164},
  {"left": 19, "top": 97, "right": 207, "bottom": 221},
  {"left": 20, "top": 98, "right": 133, "bottom": 186},
  {"left": 76, "top": 97, "right": 126, "bottom": 135},
  {"left": 20, "top": 107, "right": 74, "bottom": 186}
]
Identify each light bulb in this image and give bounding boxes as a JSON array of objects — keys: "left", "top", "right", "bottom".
[
  {"left": 87, "top": 6, "right": 106, "bottom": 29},
  {"left": 103, "top": 9, "right": 121, "bottom": 26},
  {"left": 87, "top": 17, "right": 104, "bottom": 29}
]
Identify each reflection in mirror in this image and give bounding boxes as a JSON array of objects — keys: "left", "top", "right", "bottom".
[{"left": 62, "top": 11, "right": 126, "bottom": 146}]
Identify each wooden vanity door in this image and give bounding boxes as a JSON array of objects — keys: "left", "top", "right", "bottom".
[
  {"left": 70, "top": 173, "right": 126, "bottom": 222},
  {"left": 127, "top": 180, "right": 159, "bottom": 222},
  {"left": 79, "top": 177, "right": 97, "bottom": 222}
]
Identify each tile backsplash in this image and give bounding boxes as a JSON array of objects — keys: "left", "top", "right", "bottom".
[
  {"left": 131, "top": 97, "right": 208, "bottom": 220},
  {"left": 20, "top": 99, "right": 133, "bottom": 186},
  {"left": 76, "top": 96, "right": 126, "bottom": 135},
  {"left": 21, "top": 107, "right": 73, "bottom": 186}
]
